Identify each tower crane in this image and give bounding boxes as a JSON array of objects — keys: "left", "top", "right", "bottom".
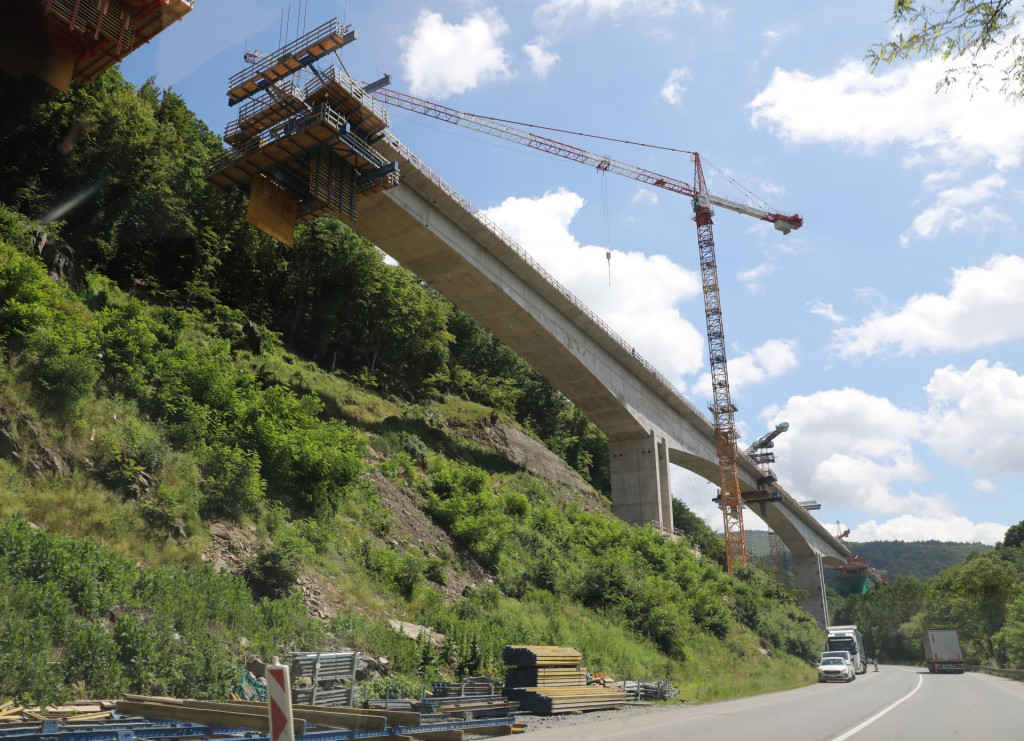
[{"left": 372, "top": 87, "right": 803, "bottom": 572}]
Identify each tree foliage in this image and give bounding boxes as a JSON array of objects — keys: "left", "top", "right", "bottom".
[
  {"left": 838, "top": 520, "right": 1024, "bottom": 666},
  {"left": 868, "top": 1, "right": 1024, "bottom": 99}
]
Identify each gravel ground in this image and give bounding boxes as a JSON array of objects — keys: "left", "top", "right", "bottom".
[{"left": 465, "top": 702, "right": 680, "bottom": 736}]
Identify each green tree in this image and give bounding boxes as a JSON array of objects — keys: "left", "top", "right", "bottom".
[
  {"left": 920, "top": 554, "right": 1018, "bottom": 662},
  {"left": 868, "top": 1, "right": 1024, "bottom": 99},
  {"left": 1001, "top": 519, "right": 1024, "bottom": 549},
  {"left": 671, "top": 497, "right": 727, "bottom": 567},
  {"left": 993, "top": 586, "right": 1024, "bottom": 666},
  {"left": 837, "top": 577, "right": 926, "bottom": 661}
]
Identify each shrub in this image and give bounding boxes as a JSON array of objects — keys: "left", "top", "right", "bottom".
[{"left": 244, "top": 542, "right": 301, "bottom": 600}]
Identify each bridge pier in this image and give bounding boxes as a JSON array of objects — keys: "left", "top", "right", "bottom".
[
  {"left": 609, "top": 433, "right": 673, "bottom": 532},
  {"left": 794, "top": 552, "right": 829, "bottom": 627}
]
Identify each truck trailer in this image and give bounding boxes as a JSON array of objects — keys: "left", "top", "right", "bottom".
[
  {"left": 924, "top": 629, "right": 965, "bottom": 674},
  {"left": 827, "top": 625, "right": 866, "bottom": 674}
]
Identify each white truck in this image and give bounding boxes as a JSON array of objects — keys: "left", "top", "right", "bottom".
[
  {"left": 923, "top": 628, "right": 965, "bottom": 674},
  {"left": 826, "top": 625, "right": 867, "bottom": 674}
]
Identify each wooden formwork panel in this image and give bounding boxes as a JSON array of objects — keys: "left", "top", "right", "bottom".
[{"left": 247, "top": 176, "right": 298, "bottom": 247}]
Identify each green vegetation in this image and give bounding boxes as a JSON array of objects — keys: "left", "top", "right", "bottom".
[
  {"left": 841, "top": 540, "right": 991, "bottom": 581},
  {"left": 745, "top": 531, "right": 990, "bottom": 584},
  {"left": 833, "top": 531, "right": 1024, "bottom": 666},
  {"left": 0, "top": 69, "right": 825, "bottom": 706},
  {"left": 0, "top": 515, "right": 324, "bottom": 705}
]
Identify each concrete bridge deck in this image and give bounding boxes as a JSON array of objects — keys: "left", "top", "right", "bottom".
[{"left": 343, "top": 133, "right": 848, "bottom": 625}]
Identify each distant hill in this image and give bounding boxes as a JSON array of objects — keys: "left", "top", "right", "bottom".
[
  {"left": 744, "top": 531, "right": 991, "bottom": 582},
  {"left": 842, "top": 540, "right": 991, "bottom": 580}
]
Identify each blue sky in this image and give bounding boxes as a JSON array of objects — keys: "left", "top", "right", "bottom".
[{"left": 121, "top": 1, "right": 1024, "bottom": 544}]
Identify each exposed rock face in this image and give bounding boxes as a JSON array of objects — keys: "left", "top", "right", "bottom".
[
  {"left": 32, "top": 227, "right": 84, "bottom": 290},
  {"left": 461, "top": 420, "right": 592, "bottom": 492}
]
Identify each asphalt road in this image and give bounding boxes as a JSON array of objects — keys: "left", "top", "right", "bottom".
[{"left": 522, "top": 666, "right": 1024, "bottom": 740}]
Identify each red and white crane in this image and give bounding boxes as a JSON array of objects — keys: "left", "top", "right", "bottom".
[{"left": 372, "top": 87, "right": 803, "bottom": 572}]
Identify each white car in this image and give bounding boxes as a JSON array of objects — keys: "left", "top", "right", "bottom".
[
  {"left": 817, "top": 657, "right": 854, "bottom": 683},
  {"left": 821, "top": 650, "right": 856, "bottom": 676}
]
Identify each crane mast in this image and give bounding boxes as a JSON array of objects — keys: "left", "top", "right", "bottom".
[
  {"left": 693, "top": 156, "right": 745, "bottom": 572},
  {"left": 373, "top": 87, "right": 803, "bottom": 571}
]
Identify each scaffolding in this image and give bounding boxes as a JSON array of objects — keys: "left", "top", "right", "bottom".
[
  {"left": 206, "top": 19, "right": 398, "bottom": 246},
  {"left": 0, "top": 1, "right": 194, "bottom": 91}
]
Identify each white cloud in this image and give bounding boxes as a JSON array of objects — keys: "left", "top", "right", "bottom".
[
  {"left": 660, "top": 67, "right": 691, "bottom": 105},
  {"left": 730, "top": 339, "right": 798, "bottom": 389},
  {"left": 695, "top": 339, "right": 798, "bottom": 397},
  {"left": 400, "top": 10, "right": 512, "bottom": 99},
  {"left": 850, "top": 515, "right": 1006, "bottom": 545},
  {"left": 758, "top": 362, "right": 1024, "bottom": 529},
  {"left": 749, "top": 57, "right": 1024, "bottom": 170},
  {"left": 524, "top": 41, "right": 560, "bottom": 77},
  {"left": 809, "top": 300, "right": 844, "bottom": 324},
  {"left": 737, "top": 261, "right": 773, "bottom": 293},
  {"left": 763, "top": 388, "right": 926, "bottom": 513},
  {"left": 482, "top": 189, "right": 706, "bottom": 385},
  {"left": 921, "top": 170, "right": 961, "bottom": 190},
  {"left": 631, "top": 188, "right": 659, "bottom": 206},
  {"left": 924, "top": 360, "right": 1024, "bottom": 477},
  {"left": 834, "top": 254, "right": 1024, "bottom": 357},
  {"left": 902, "top": 174, "right": 1008, "bottom": 243},
  {"left": 534, "top": 0, "right": 691, "bottom": 29}
]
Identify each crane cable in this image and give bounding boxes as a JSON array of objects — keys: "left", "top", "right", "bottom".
[
  {"left": 600, "top": 169, "right": 613, "bottom": 285},
  {"left": 466, "top": 112, "right": 695, "bottom": 156},
  {"left": 468, "top": 112, "right": 772, "bottom": 211}
]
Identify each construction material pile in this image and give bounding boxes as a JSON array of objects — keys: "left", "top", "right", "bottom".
[
  {"left": 502, "top": 645, "right": 626, "bottom": 715},
  {"left": 624, "top": 678, "right": 680, "bottom": 701},
  {"left": 0, "top": 701, "right": 114, "bottom": 724},
  {"left": 107, "top": 694, "right": 516, "bottom": 739},
  {"left": 288, "top": 651, "right": 358, "bottom": 706}
]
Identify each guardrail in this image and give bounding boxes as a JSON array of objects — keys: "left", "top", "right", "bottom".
[
  {"left": 967, "top": 665, "right": 1024, "bottom": 679},
  {"left": 227, "top": 18, "right": 351, "bottom": 92},
  {"left": 306, "top": 67, "right": 390, "bottom": 126}
]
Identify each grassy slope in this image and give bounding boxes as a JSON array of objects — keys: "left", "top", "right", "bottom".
[{"left": 0, "top": 222, "right": 817, "bottom": 705}]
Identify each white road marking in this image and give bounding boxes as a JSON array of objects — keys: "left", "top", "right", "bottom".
[{"left": 830, "top": 670, "right": 924, "bottom": 741}]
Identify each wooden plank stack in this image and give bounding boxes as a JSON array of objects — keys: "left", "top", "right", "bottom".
[
  {"left": 502, "top": 646, "right": 582, "bottom": 667},
  {"left": 502, "top": 645, "right": 626, "bottom": 715}
]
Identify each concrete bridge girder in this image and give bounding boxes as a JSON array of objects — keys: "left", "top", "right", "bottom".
[{"left": 347, "top": 138, "right": 847, "bottom": 626}]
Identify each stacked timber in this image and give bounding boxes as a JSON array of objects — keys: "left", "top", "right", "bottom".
[
  {"left": 505, "top": 666, "right": 588, "bottom": 687},
  {"left": 502, "top": 645, "right": 626, "bottom": 715},
  {"left": 502, "top": 645, "right": 581, "bottom": 667},
  {"left": 504, "top": 686, "right": 629, "bottom": 715}
]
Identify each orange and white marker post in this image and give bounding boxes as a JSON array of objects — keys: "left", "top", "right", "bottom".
[{"left": 266, "top": 657, "right": 296, "bottom": 741}]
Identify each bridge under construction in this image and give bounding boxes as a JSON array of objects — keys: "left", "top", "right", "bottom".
[{"left": 204, "top": 19, "right": 850, "bottom": 627}]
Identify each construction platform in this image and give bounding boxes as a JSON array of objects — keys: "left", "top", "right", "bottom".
[
  {"left": 206, "top": 20, "right": 398, "bottom": 246},
  {"left": 226, "top": 19, "right": 356, "bottom": 106},
  {"left": 0, "top": 1, "right": 193, "bottom": 92}
]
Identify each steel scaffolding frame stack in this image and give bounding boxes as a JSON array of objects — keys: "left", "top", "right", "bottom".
[{"left": 206, "top": 19, "right": 398, "bottom": 246}]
